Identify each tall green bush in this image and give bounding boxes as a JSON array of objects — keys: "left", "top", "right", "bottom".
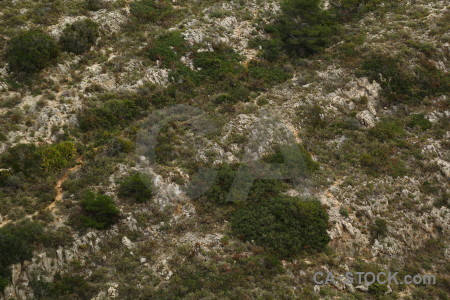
[
  {"left": 6, "top": 30, "right": 59, "bottom": 74},
  {"left": 79, "top": 191, "right": 120, "bottom": 229},
  {"left": 267, "top": 0, "right": 338, "bottom": 57},
  {"left": 231, "top": 196, "right": 330, "bottom": 258},
  {"left": 118, "top": 173, "right": 154, "bottom": 203},
  {"left": 0, "top": 221, "right": 44, "bottom": 290},
  {"left": 59, "top": 19, "right": 99, "bottom": 54},
  {"left": 40, "top": 142, "right": 77, "bottom": 173}
]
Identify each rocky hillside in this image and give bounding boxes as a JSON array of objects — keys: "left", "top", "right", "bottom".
[{"left": 0, "top": 0, "right": 449, "bottom": 299}]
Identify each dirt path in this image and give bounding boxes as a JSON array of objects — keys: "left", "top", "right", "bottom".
[
  {"left": 47, "top": 156, "right": 83, "bottom": 212},
  {"left": 0, "top": 157, "right": 83, "bottom": 229}
]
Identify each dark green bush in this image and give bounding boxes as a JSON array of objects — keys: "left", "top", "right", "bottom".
[
  {"left": 130, "top": 0, "right": 172, "bottom": 23},
  {"left": 6, "top": 30, "right": 59, "bottom": 74},
  {"left": 267, "top": 0, "right": 338, "bottom": 57},
  {"left": 231, "top": 197, "right": 330, "bottom": 258},
  {"left": 118, "top": 173, "right": 153, "bottom": 203},
  {"left": 408, "top": 113, "right": 432, "bottom": 130},
  {"left": 79, "top": 191, "right": 120, "bottom": 229},
  {"left": 147, "top": 31, "right": 187, "bottom": 67},
  {"left": 59, "top": 19, "right": 99, "bottom": 54},
  {"left": 368, "top": 283, "right": 388, "bottom": 296},
  {"left": 0, "top": 221, "right": 44, "bottom": 290},
  {"left": 370, "top": 218, "right": 388, "bottom": 240},
  {"left": 78, "top": 99, "right": 140, "bottom": 131}
]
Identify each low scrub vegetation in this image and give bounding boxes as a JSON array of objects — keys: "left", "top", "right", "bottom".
[
  {"left": 361, "top": 54, "right": 449, "bottom": 105},
  {"left": 130, "top": 0, "right": 173, "bottom": 23},
  {"left": 32, "top": 274, "right": 96, "bottom": 299},
  {"left": 407, "top": 113, "right": 432, "bottom": 130},
  {"left": 369, "top": 118, "right": 405, "bottom": 141},
  {"left": 78, "top": 99, "right": 141, "bottom": 132},
  {"left": 147, "top": 31, "right": 187, "bottom": 67}
]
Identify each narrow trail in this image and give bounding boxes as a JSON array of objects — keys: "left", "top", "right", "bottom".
[
  {"left": 47, "top": 156, "right": 83, "bottom": 212},
  {"left": 0, "top": 157, "right": 83, "bottom": 229}
]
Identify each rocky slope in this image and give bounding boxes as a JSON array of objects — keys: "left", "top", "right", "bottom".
[{"left": 0, "top": 0, "right": 448, "bottom": 299}]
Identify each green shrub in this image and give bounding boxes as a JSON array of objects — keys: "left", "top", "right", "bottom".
[
  {"left": 267, "top": 0, "right": 338, "bottom": 57},
  {"left": 369, "top": 118, "right": 405, "bottom": 141},
  {"left": 130, "top": 0, "right": 172, "bottom": 23},
  {"left": 40, "top": 142, "right": 77, "bottom": 173},
  {"left": 368, "top": 283, "right": 388, "bottom": 297},
  {"left": 408, "top": 114, "right": 432, "bottom": 130},
  {"left": 79, "top": 191, "right": 120, "bottom": 229},
  {"left": 118, "top": 173, "right": 154, "bottom": 203},
  {"left": 59, "top": 19, "right": 99, "bottom": 54},
  {"left": 231, "top": 197, "right": 330, "bottom": 258},
  {"left": 370, "top": 218, "right": 388, "bottom": 240},
  {"left": 6, "top": 30, "right": 59, "bottom": 74},
  {"left": 147, "top": 31, "right": 187, "bottom": 67},
  {"left": 339, "top": 207, "right": 349, "bottom": 218},
  {"left": 78, "top": 99, "right": 140, "bottom": 131},
  {"left": 0, "top": 221, "right": 44, "bottom": 290}
]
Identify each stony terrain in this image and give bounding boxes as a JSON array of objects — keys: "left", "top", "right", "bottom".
[{"left": 0, "top": 0, "right": 448, "bottom": 299}]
